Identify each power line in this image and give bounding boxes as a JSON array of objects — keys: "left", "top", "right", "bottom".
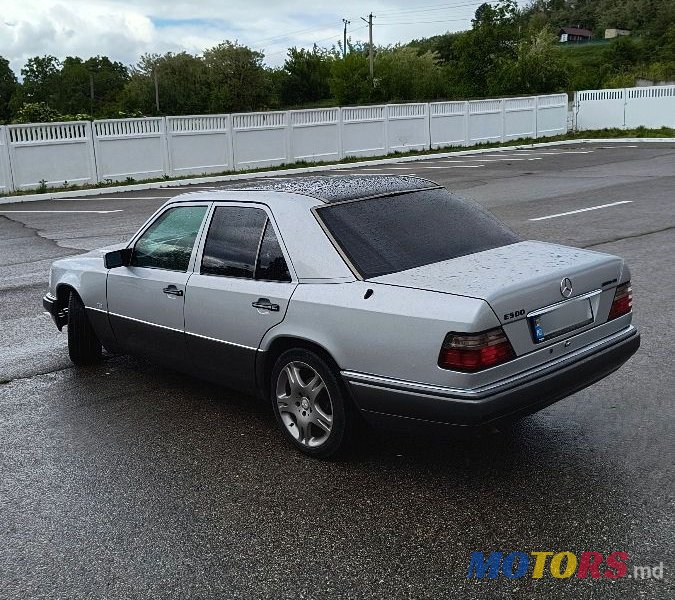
[
  {"left": 249, "top": 22, "right": 344, "bottom": 50},
  {"left": 376, "top": 1, "right": 485, "bottom": 17},
  {"left": 262, "top": 25, "right": 368, "bottom": 60},
  {"left": 377, "top": 17, "right": 474, "bottom": 26}
]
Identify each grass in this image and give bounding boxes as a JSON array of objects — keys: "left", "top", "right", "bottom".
[{"left": 2, "top": 126, "right": 673, "bottom": 199}]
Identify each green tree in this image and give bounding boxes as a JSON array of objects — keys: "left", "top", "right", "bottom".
[
  {"left": 374, "top": 46, "right": 446, "bottom": 102},
  {"left": 279, "top": 46, "right": 334, "bottom": 106},
  {"left": 329, "top": 50, "right": 372, "bottom": 105},
  {"left": 603, "top": 37, "right": 643, "bottom": 72},
  {"left": 0, "top": 57, "right": 18, "bottom": 122},
  {"left": 203, "top": 41, "right": 273, "bottom": 113},
  {"left": 120, "top": 52, "right": 208, "bottom": 116},
  {"left": 451, "top": 1, "right": 520, "bottom": 97},
  {"left": 82, "top": 56, "right": 128, "bottom": 116},
  {"left": 499, "top": 27, "right": 570, "bottom": 94},
  {"left": 20, "top": 55, "right": 62, "bottom": 106}
]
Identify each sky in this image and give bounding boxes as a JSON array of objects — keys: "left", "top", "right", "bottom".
[{"left": 0, "top": 0, "right": 528, "bottom": 74}]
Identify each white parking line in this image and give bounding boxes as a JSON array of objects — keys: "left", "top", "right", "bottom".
[
  {"left": 165, "top": 186, "right": 218, "bottom": 190},
  {"left": 0, "top": 210, "right": 124, "bottom": 214},
  {"left": 57, "top": 196, "right": 173, "bottom": 201},
  {"left": 512, "top": 150, "right": 595, "bottom": 155},
  {"left": 454, "top": 157, "right": 543, "bottom": 162},
  {"left": 529, "top": 201, "right": 633, "bottom": 221},
  {"left": 95, "top": 196, "right": 172, "bottom": 200},
  {"left": 423, "top": 165, "right": 485, "bottom": 168}
]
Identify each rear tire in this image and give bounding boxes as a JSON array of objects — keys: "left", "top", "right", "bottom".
[
  {"left": 67, "top": 292, "right": 102, "bottom": 366},
  {"left": 271, "top": 349, "right": 352, "bottom": 459}
]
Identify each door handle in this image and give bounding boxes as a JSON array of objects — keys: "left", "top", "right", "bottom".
[
  {"left": 252, "top": 298, "right": 279, "bottom": 312},
  {"left": 163, "top": 285, "right": 184, "bottom": 297}
]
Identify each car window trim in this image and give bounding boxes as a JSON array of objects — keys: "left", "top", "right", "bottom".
[
  {"left": 254, "top": 218, "right": 293, "bottom": 283},
  {"left": 128, "top": 202, "right": 211, "bottom": 274},
  {"left": 252, "top": 217, "right": 269, "bottom": 277},
  {"left": 310, "top": 205, "right": 364, "bottom": 281},
  {"left": 193, "top": 201, "right": 296, "bottom": 283}
]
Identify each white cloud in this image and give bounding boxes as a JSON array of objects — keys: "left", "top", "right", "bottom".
[{"left": 0, "top": 0, "right": 496, "bottom": 74}]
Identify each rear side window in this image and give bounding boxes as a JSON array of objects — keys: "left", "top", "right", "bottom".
[
  {"left": 255, "top": 221, "right": 291, "bottom": 282},
  {"left": 131, "top": 205, "right": 207, "bottom": 271},
  {"left": 317, "top": 188, "right": 520, "bottom": 279},
  {"left": 201, "top": 206, "right": 267, "bottom": 278}
]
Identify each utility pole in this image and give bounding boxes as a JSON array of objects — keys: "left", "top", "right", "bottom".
[
  {"left": 153, "top": 70, "right": 160, "bottom": 113},
  {"left": 89, "top": 74, "right": 94, "bottom": 117},
  {"left": 342, "top": 18, "right": 350, "bottom": 58},
  {"left": 361, "top": 13, "right": 375, "bottom": 78}
]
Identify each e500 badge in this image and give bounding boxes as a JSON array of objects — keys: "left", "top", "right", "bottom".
[{"left": 503, "top": 309, "right": 526, "bottom": 321}]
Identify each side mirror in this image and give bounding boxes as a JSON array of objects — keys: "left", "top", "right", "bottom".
[{"left": 104, "top": 248, "right": 132, "bottom": 269}]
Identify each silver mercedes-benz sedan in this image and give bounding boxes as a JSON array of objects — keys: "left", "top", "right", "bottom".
[{"left": 44, "top": 176, "right": 639, "bottom": 458}]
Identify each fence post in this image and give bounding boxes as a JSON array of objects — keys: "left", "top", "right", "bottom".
[
  {"left": 572, "top": 91, "right": 579, "bottom": 132},
  {"left": 424, "top": 103, "right": 432, "bottom": 150},
  {"left": 83, "top": 121, "right": 97, "bottom": 185},
  {"left": 225, "top": 114, "right": 235, "bottom": 173},
  {"left": 160, "top": 116, "right": 170, "bottom": 177},
  {"left": 383, "top": 104, "right": 391, "bottom": 154},
  {"left": 463, "top": 101, "right": 470, "bottom": 146},
  {"left": 500, "top": 99, "right": 506, "bottom": 142},
  {"left": 165, "top": 116, "right": 175, "bottom": 177},
  {"left": 91, "top": 120, "right": 102, "bottom": 182},
  {"left": 284, "top": 111, "right": 292, "bottom": 165},
  {"left": 230, "top": 115, "right": 239, "bottom": 172},
  {"left": 0, "top": 125, "right": 14, "bottom": 193},
  {"left": 337, "top": 107, "right": 345, "bottom": 160}
]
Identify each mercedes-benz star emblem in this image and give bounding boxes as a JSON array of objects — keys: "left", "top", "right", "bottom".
[{"left": 560, "top": 277, "right": 573, "bottom": 298}]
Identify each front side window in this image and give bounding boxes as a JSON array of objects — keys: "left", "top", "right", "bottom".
[
  {"left": 201, "top": 206, "right": 267, "bottom": 279},
  {"left": 131, "top": 205, "right": 207, "bottom": 271}
]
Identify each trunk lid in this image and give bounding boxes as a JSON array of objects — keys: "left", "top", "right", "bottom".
[{"left": 369, "top": 241, "right": 624, "bottom": 354}]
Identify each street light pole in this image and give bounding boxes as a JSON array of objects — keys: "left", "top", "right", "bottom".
[{"left": 342, "top": 18, "right": 350, "bottom": 58}]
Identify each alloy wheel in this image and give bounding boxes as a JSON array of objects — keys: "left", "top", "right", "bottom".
[{"left": 275, "top": 361, "right": 334, "bottom": 447}]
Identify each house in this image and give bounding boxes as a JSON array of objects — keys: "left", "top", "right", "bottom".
[
  {"left": 559, "top": 27, "right": 593, "bottom": 43},
  {"left": 605, "top": 28, "right": 631, "bottom": 39}
]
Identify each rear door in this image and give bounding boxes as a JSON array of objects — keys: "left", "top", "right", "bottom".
[
  {"left": 106, "top": 203, "right": 209, "bottom": 367},
  {"left": 184, "top": 203, "right": 296, "bottom": 393}
]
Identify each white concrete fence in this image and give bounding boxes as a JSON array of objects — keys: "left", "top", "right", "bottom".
[
  {"left": 1, "top": 93, "right": 569, "bottom": 192},
  {"left": 574, "top": 85, "right": 675, "bottom": 130}
]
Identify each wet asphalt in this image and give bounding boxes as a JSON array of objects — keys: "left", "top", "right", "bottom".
[{"left": 0, "top": 142, "right": 673, "bottom": 599}]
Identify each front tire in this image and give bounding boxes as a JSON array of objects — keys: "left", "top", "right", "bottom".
[
  {"left": 67, "top": 292, "right": 102, "bottom": 366},
  {"left": 271, "top": 349, "right": 351, "bottom": 459}
]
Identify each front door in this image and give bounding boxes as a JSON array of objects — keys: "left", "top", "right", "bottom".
[
  {"left": 106, "top": 203, "right": 209, "bottom": 367},
  {"left": 184, "top": 204, "right": 296, "bottom": 393}
]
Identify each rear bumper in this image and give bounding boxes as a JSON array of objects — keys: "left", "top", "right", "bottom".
[
  {"left": 343, "top": 325, "right": 640, "bottom": 429},
  {"left": 43, "top": 293, "right": 67, "bottom": 330}
]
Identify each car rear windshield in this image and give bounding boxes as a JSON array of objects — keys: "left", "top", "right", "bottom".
[{"left": 316, "top": 188, "right": 520, "bottom": 279}]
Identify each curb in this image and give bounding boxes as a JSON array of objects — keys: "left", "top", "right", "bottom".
[{"left": 1, "top": 137, "right": 674, "bottom": 205}]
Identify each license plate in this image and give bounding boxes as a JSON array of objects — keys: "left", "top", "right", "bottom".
[{"left": 530, "top": 297, "right": 594, "bottom": 343}]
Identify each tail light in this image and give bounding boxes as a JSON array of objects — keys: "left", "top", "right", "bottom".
[
  {"left": 438, "top": 327, "right": 515, "bottom": 372},
  {"left": 608, "top": 281, "right": 633, "bottom": 320}
]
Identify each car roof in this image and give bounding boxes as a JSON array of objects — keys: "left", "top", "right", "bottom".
[{"left": 174, "top": 174, "right": 439, "bottom": 204}]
